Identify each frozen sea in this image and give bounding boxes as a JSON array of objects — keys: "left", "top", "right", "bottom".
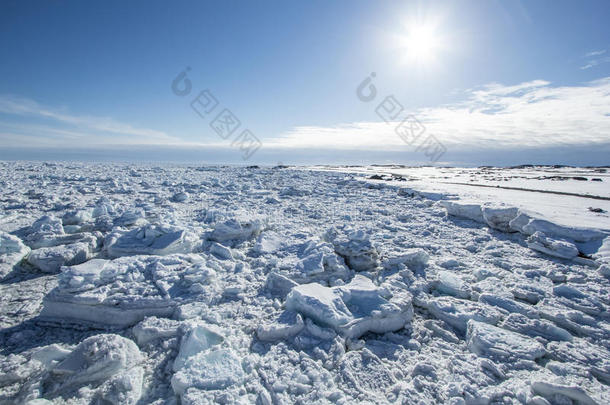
[{"left": 0, "top": 161, "right": 609, "bottom": 404}]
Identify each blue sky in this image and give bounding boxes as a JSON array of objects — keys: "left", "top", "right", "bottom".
[{"left": 0, "top": 0, "right": 609, "bottom": 165}]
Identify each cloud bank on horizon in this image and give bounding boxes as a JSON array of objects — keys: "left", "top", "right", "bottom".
[
  {"left": 269, "top": 77, "right": 610, "bottom": 151},
  {"left": 2, "top": 76, "right": 609, "bottom": 157},
  {"left": 0, "top": 95, "right": 180, "bottom": 147}
]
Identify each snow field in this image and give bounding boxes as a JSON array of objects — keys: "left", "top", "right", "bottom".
[{"left": 0, "top": 161, "right": 609, "bottom": 404}]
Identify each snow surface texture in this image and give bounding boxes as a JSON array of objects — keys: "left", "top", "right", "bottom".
[
  {"left": 0, "top": 162, "right": 609, "bottom": 404},
  {"left": 319, "top": 165, "right": 610, "bottom": 231},
  {"left": 0, "top": 231, "right": 30, "bottom": 278}
]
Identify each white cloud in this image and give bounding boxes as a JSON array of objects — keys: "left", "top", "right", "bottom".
[
  {"left": 581, "top": 58, "right": 610, "bottom": 70},
  {"left": 2, "top": 77, "right": 609, "bottom": 155},
  {"left": 581, "top": 49, "right": 610, "bottom": 70},
  {"left": 265, "top": 77, "right": 610, "bottom": 151},
  {"left": 585, "top": 49, "right": 606, "bottom": 58},
  {"left": 0, "top": 95, "right": 181, "bottom": 146}
]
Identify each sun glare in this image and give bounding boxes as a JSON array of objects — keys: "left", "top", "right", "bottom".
[{"left": 400, "top": 21, "right": 444, "bottom": 64}]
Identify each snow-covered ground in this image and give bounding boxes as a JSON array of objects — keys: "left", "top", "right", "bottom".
[
  {"left": 315, "top": 165, "right": 610, "bottom": 232},
  {"left": 1, "top": 161, "right": 609, "bottom": 404}
]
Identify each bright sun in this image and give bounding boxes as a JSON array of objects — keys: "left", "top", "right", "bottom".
[{"left": 400, "top": 22, "right": 443, "bottom": 64}]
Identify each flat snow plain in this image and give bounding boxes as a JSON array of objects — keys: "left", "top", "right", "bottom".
[
  {"left": 0, "top": 161, "right": 609, "bottom": 405},
  {"left": 315, "top": 166, "right": 610, "bottom": 230}
]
